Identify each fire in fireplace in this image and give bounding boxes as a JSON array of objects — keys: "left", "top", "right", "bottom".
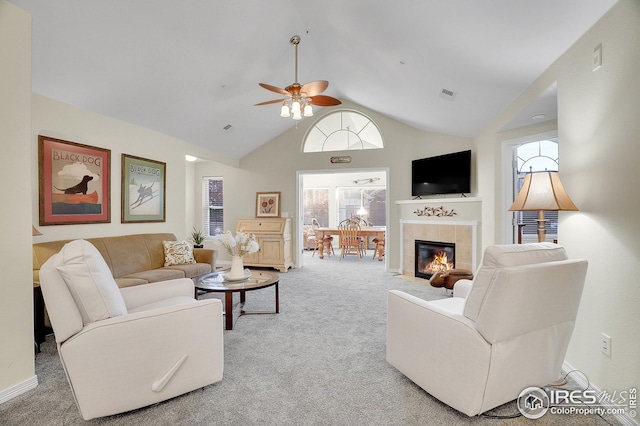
[{"left": 414, "top": 240, "right": 455, "bottom": 279}]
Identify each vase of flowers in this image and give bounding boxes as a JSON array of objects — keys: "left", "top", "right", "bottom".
[{"left": 213, "top": 230, "right": 260, "bottom": 279}]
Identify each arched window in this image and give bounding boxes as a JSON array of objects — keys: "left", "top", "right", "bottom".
[
  {"left": 513, "top": 138, "right": 560, "bottom": 242},
  {"left": 516, "top": 138, "right": 558, "bottom": 173},
  {"left": 303, "top": 110, "right": 383, "bottom": 153}
]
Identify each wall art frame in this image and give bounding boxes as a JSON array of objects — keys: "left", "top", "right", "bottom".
[
  {"left": 256, "top": 192, "right": 281, "bottom": 218},
  {"left": 38, "top": 135, "right": 111, "bottom": 226},
  {"left": 121, "top": 154, "right": 166, "bottom": 223}
]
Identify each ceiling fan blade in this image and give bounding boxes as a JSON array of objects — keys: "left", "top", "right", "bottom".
[
  {"left": 254, "top": 98, "right": 288, "bottom": 106},
  {"left": 309, "top": 95, "right": 342, "bottom": 106},
  {"left": 259, "top": 83, "right": 290, "bottom": 96},
  {"left": 301, "top": 80, "right": 328, "bottom": 97}
]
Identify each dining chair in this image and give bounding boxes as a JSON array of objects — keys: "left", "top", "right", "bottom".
[
  {"left": 338, "top": 219, "right": 363, "bottom": 260},
  {"left": 372, "top": 237, "right": 385, "bottom": 261},
  {"left": 350, "top": 216, "right": 369, "bottom": 255}
]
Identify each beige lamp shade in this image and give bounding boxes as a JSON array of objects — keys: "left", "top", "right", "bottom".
[
  {"left": 509, "top": 171, "right": 578, "bottom": 243},
  {"left": 509, "top": 171, "right": 578, "bottom": 212}
]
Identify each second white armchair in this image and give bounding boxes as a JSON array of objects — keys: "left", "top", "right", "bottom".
[{"left": 387, "top": 243, "right": 588, "bottom": 417}]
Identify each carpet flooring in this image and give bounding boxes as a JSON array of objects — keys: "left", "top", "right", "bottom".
[{"left": 1, "top": 250, "right": 616, "bottom": 425}]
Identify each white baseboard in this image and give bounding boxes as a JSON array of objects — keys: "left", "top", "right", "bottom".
[
  {"left": 0, "top": 375, "right": 38, "bottom": 405},
  {"left": 562, "top": 361, "right": 638, "bottom": 426}
]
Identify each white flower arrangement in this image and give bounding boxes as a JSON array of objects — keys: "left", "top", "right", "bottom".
[{"left": 213, "top": 230, "right": 259, "bottom": 257}]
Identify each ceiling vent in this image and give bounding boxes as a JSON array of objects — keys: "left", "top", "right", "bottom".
[
  {"left": 439, "top": 88, "right": 457, "bottom": 101},
  {"left": 223, "top": 124, "right": 233, "bottom": 131}
]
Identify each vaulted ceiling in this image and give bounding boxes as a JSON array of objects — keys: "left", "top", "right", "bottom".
[{"left": 10, "top": 0, "right": 617, "bottom": 159}]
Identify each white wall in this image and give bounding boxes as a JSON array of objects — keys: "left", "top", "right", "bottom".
[
  {"left": 29, "top": 94, "right": 222, "bottom": 243},
  {"left": 558, "top": 0, "right": 640, "bottom": 395},
  {"left": 477, "top": 0, "right": 640, "bottom": 399},
  {"left": 194, "top": 100, "right": 474, "bottom": 269},
  {"left": 0, "top": 0, "right": 36, "bottom": 400}
]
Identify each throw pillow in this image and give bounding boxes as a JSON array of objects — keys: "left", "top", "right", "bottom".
[
  {"left": 56, "top": 239, "right": 128, "bottom": 325},
  {"left": 163, "top": 240, "right": 196, "bottom": 266}
]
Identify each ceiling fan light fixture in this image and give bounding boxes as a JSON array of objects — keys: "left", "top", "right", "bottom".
[
  {"left": 280, "top": 102, "right": 290, "bottom": 117},
  {"left": 303, "top": 103, "right": 313, "bottom": 117},
  {"left": 256, "top": 35, "right": 341, "bottom": 120},
  {"left": 291, "top": 100, "right": 301, "bottom": 114}
]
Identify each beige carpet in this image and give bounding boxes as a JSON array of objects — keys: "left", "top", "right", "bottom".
[{"left": 0, "top": 251, "right": 618, "bottom": 425}]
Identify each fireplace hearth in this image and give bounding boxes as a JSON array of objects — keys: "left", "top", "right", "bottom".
[{"left": 414, "top": 240, "right": 455, "bottom": 280}]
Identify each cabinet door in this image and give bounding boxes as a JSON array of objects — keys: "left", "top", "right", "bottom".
[
  {"left": 259, "top": 238, "right": 284, "bottom": 264},
  {"left": 243, "top": 251, "right": 259, "bottom": 264}
]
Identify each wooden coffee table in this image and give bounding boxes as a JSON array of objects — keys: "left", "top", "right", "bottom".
[{"left": 193, "top": 269, "right": 279, "bottom": 330}]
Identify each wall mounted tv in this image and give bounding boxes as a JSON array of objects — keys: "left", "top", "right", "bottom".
[{"left": 412, "top": 150, "right": 471, "bottom": 197}]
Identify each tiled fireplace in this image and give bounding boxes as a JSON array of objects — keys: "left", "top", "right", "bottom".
[{"left": 401, "top": 220, "right": 478, "bottom": 278}]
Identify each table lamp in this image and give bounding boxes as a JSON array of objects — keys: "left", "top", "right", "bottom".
[{"left": 509, "top": 171, "right": 578, "bottom": 243}]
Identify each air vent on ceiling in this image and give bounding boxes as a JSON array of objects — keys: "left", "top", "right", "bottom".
[
  {"left": 439, "top": 88, "right": 457, "bottom": 101},
  {"left": 223, "top": 124, "right": 233, "bottom": 131}
]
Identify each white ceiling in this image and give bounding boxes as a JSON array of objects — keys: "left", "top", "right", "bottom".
[{"left": 10, "top": 0, "right": 617, "bottom": 159}]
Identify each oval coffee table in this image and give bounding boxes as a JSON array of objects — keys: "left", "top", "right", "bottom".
[{"left": 193, "top": 269, "right": 279, "bottom": 330}]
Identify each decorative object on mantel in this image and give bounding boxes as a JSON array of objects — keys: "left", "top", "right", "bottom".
[
  {"left": 509, "top": 171, "right": 578, "bottom": 243},
  {"left": 213, "top": 230, "right": 260, "bottom": 280},
  {"left": 413, "top": 205, "right": 457, "bottom": 217},
  {"left": 32, "top": 226, "right": 42, "bottom": 236}
]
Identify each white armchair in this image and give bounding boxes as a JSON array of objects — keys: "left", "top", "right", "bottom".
[
  {"left": 39, "top": 239, "right": 224, "bottom": 420},
  {"left": 387, "top": 243, "right": 588, "bottom": 417}
]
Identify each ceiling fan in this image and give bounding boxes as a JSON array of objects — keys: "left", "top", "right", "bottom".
[{"left": 255, "top": 35, "right": 341, "bottom": 120}]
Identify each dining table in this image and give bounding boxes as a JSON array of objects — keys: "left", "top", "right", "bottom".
[{"left": 316, "top": 226, "right": 386, "bottom": 259}]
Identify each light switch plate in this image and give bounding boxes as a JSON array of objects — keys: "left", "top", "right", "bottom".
[{"left": 593, "top": 44, "right": 603, "bottom": 71}]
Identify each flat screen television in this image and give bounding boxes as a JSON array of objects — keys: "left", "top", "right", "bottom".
[{"left": 412, "top": 150, "right": 471, "bottom": 197}]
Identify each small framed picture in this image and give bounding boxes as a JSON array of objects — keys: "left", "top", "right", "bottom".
[
  {"left": 121, "top": 154, "right": 166, "bottom": 223},
  {"left": 38, "top": 135, "right": 111, "bottom": 226},
  {"left": 256, "top": 192, "right": 281, "bottom": 218}
]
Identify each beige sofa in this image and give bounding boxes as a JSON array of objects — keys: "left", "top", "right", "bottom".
[
  {"left": 33, "top": 233, "right": 216, "bottom": 288},
  {"left": 32, "top": 233, "right": 217, "bottom": 345}
]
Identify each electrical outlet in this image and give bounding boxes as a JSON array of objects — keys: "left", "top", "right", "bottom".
[{"left": 601, "top": 333, "right": 611, "bottom": 356}]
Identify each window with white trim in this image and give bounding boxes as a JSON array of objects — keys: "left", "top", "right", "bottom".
[
  {"left": 513, "top": 139, "right": 559, "bottom": 242},
  {"left": 202, "top": 177, "right": 223, "bottom": 236}
]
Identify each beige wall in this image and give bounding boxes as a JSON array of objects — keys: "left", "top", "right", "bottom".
[
  {"left": 559, "top": 0, "right": 640, "bottom": 395},
  {"left": 194, "top": 100, "right": 474, "bottom": 269},
  {"left": 477, "top": 0, "right": 640, "bottom": 398},
  {"left": 29, "top": 94, "right": 221, "bottom": 243},
  {"left": 0, "top": 0, "right": 36, "bottom": 399}
]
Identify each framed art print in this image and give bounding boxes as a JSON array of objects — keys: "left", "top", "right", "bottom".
[
  {"left": 121, "top": 154, "right": 166, "bottom": 223},
  {"left": 256, "top": 192, "right": 281, "bottom": 218},
  {"left": 38, "top": 135, "right": 111, "bottom": 225}
]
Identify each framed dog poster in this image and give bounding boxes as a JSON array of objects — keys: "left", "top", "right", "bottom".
[
  {"left": 121, "top": 154, "right": 166, "bottom": 223},
  {"left": 38, "top": 135, "right": 111, "bottom": 225}
]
